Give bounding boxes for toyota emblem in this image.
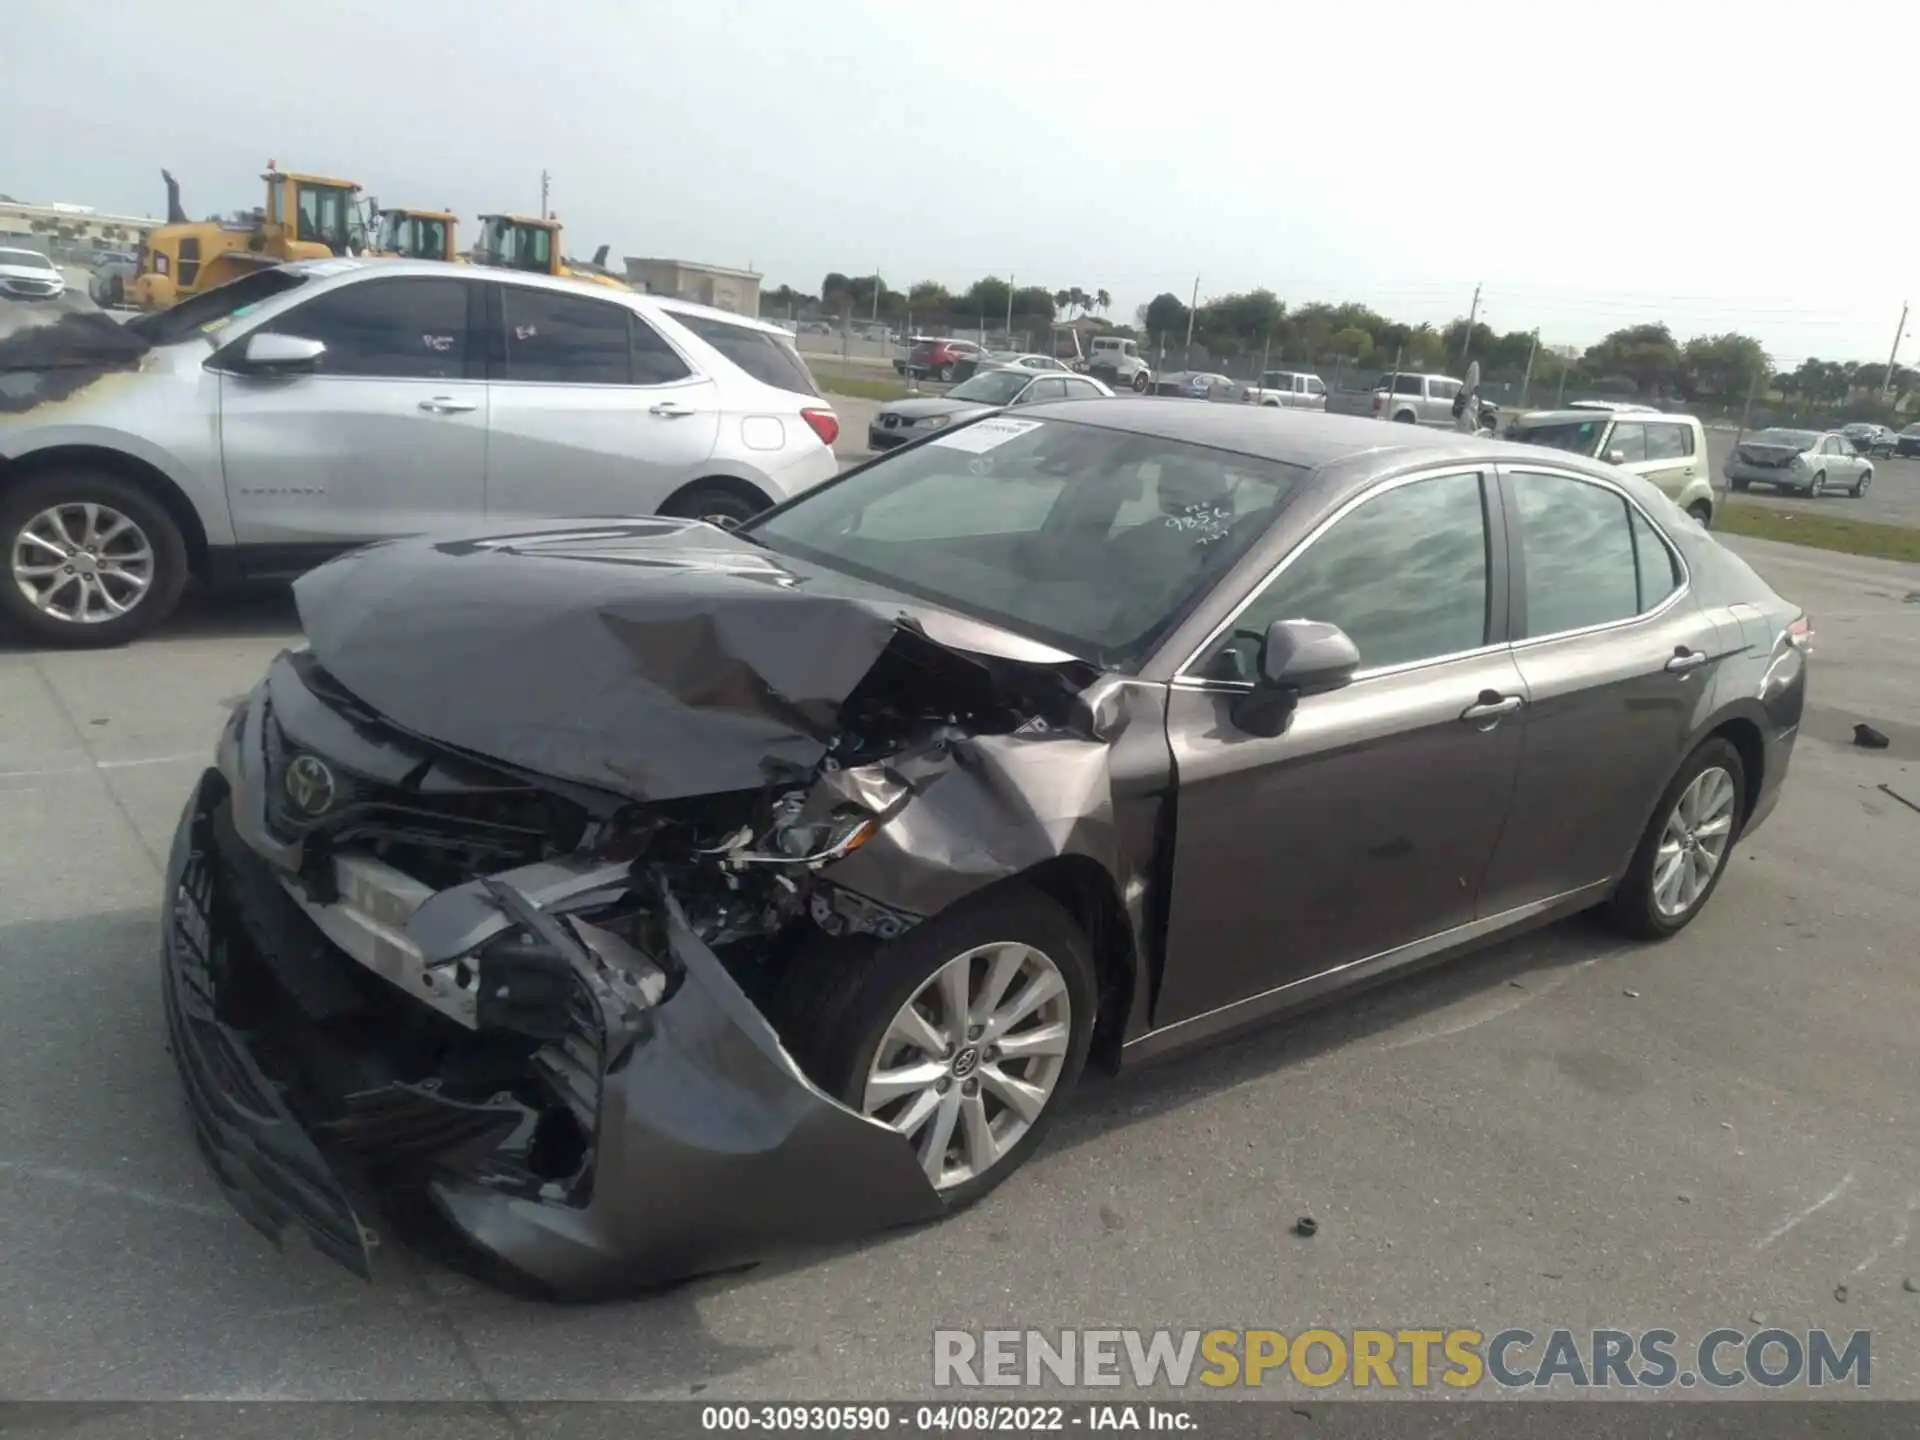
[284,754,337,816]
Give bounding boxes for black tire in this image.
[658,479,771,530]
[1853,470,1871,497]
[1730,477,1750,492]
[1393,410,1417,423]
[1807,470,1825,497]
[0,470,189,647]
[782,884,1097,1213]
[1131,371,1150,393]
[1606,736,1747,941]
[1687,500,1713,527]
[936,364,954,383]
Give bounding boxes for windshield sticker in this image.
[929,416,1044,454]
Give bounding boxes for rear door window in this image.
[672,311,820,397]
[498,286,634,385]
[1511,471,1640,636]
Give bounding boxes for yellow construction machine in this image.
[365,203,461,262]
[470,214,628,289]
[118,162,364,310]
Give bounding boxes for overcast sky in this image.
[4,0,1908,368]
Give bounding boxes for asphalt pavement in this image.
[1,535,1916,1404]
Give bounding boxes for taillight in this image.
[1786,615,1814,653]
[1371,394,1383,414]
[801,408,839,446]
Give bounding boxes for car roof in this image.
[1516,408,1697,426]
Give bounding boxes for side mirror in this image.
[1606,448,1627,465]
[238,332,326,373]
[1231,619,1361,738]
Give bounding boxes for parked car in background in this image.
[902,337,986,382]
[1839,422,1896,457]
[0,247,66,301]
[868,366,1113,449]
[1086,335,1154,392]
[796,319,836,336]
[1154,371,1239,401]
[1568,399,1659,414]
[1897,423,1920,458]
[1324,371,1463,426]
[163,399,1808,1294]
[1243,370,1329,409]
[951,351,1072,383]
[0,258,841,645]
[1724,429,1873,498]
[1505,409,1717,524]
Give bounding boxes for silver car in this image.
[868,367,1113,449]
[0,259,841,645]
[1725,428,1874,498]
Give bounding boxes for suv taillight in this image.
[801,408,839,446]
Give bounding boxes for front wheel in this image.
[1808,470,1826,497]
[0,471,189,647]
[1131,371,1151,393]
[786,886,1096,1209]
[1687,500,1713,527]
[658,479,771,530]
[936,364,955,383]
[1606,737,1747,940]
[1853,470,1872,497]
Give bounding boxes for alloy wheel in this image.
[861,941,1072,1191]
[10,502,155,624]
[1651,765,1736,919]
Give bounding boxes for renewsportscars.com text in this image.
[932,1327,1871,1391]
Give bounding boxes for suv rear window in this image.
[670,311,820,397]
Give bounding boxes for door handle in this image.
[1460,692,1524,723]
[649,401,698,418]
[1665,648,1711,675]
[418,396,478,414]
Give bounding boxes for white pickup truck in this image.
[1241,370,1328,409]
[1325,370,1464,425]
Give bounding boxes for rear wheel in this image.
[936,364,955,383]
[1687,500,1713,526]
[1394,411,1417,423]
[1606,738,1746,940]
[658,479,771,530]
[785,886,1096,1210]
[1131,371,1150,393]
[1853,470,1872,497]
[0,470,189,647]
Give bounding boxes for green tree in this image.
[1094,288,1112,314]
[1011,286,1057,323]
[1329,326,1373,361]
[1679,332,1769,403]
[1142,291,1190,340]
[1403,325,1446,370]
[907,279,951,312]
[1583,324,1681,397]
[960,276,1014,322]
[1442,318,1496,363]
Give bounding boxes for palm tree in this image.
[1053,289,1071,317]
[1095,288,1111,315]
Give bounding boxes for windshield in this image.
[948,370,1032,405]
[125,267,309,345]
[295,185,355,253]
[0,248,57,271]
[746,417,1306,670]
[1508,417,1608,456]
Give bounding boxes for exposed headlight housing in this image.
[918,415,950,429]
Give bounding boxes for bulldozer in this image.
[117,162,365,310]
[364,202,460,262]
[470,213,628,290]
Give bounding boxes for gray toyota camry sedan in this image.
[161,401,1808,1296]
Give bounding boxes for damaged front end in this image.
[161,523,1143,1295]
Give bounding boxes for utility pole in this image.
[1005,274,1014,344]
[1460,281,1482,361]
[1184,275,1199,365]
[540,170,551,220]
[1518,328,1539,409]
[1883,301,1908,398]
[871,264,880,323]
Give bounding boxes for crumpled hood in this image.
[0,296,152,415]
[293,518,1085,803]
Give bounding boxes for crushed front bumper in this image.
[160,768,944,1297]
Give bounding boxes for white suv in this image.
[0,259,840,645]
[1506,409,1717,525]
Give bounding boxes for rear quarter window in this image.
[671,312,820,397]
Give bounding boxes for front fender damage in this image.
[430,888,944,1296]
